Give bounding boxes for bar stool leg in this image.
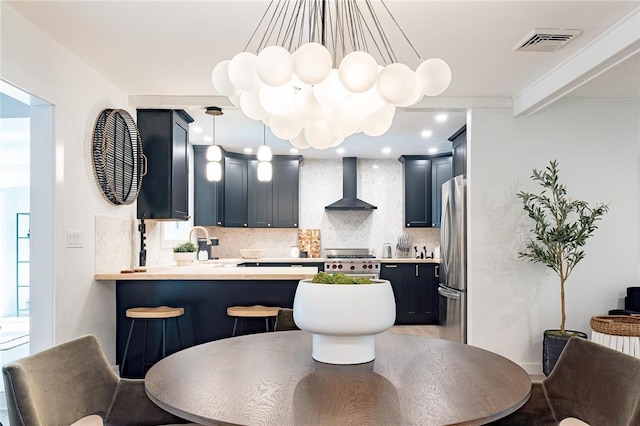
[141,320,149,377]
[232,318,238,337]
[175,317,183,350]
[265,317,269,332]
[161,319,167,358]
[120,319,136,376]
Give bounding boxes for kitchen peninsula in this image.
[95,262,318,378]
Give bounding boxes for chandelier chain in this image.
[379,0,421,61]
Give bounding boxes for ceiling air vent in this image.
[512,28,582,52]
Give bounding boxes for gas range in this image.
[324,248,380,278]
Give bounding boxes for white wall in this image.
[467,100,640,373]
[1,3,135,360]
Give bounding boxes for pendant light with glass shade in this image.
[257,124,272,182]
[205,106,223,182]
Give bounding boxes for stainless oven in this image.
[324,248,380,279]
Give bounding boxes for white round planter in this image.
[293,279,396,364]
[173,252,195,266]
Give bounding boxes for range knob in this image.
[332,264,337,269]
[338,264,343,269]
[350,265,355,270]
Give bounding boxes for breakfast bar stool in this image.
[227,305,280,336]
[120,306,184,377]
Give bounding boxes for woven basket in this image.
[590,315,640,337]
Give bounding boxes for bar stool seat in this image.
[227,305,280,336]
[120,306,184,377]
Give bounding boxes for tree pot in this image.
[542,329,588,376]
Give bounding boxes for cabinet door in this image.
[223,156,248,227]
[193,146,221,226]
[248,160,273,228]
[450,126,467,177]
[381,263,438,324]
[431,156,452,228]
[272,159,299,228]
[136,109,192,220]
[404,264,438,324]
[404,160,431,227]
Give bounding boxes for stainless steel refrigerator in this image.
[438,175,467,343]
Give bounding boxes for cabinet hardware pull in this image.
[268,224,271,227]
[415,265,418,276]
[217,221,222,225]
[385,265,397,268]
[291,265,303,267]
[243,224,247,227]
[435,265,439,278]
[406,223,410,227]
[141,153,148,177]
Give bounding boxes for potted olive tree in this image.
[517,160,609,375]
[173,241,197,266]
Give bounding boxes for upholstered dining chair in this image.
[491,336,640,426]
[273,308,300,331]
[2,334,189,426]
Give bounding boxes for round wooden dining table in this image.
[145,331,531,426]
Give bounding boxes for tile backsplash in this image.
[95,158,441,271]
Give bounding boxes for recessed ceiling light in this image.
[203,136,213,143]
[290,148,299,153]
[428,147,438,154]
[421,129,433,138]
[372,164,379,169]
[436,113,448,122]
[243,148,253,154]
[192,125,203,133]
[382,147,391,154]
[336,148,345,154]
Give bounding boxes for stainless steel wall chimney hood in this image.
[325,157,377,211]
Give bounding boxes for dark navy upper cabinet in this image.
[136,109,193,221]
[193,146,223,226]
[399,154,452,228]
[224,155,249,228]
[448,125,467,178]
[248,158,300,228]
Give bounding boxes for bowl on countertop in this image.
[240,248,264,259]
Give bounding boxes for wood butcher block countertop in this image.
[95,263,318,281]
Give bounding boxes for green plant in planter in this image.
[311,272,373,285]
[517,160,609,335]
[173,241,197,253]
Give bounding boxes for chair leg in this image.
[120,319,136,376]
[265,317,269,332]
[232,318,238,337]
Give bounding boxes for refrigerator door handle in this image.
[441,193,452,280]
[438,286,460,300]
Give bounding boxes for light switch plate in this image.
[66,230,83,248]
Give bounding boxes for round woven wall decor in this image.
[92,109,146,205]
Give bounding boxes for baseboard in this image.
[519,362,543,376]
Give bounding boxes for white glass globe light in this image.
[206,145,222,162]
[206,161,222,182]
[338,51,378,93]
[314,69,349,107]
[294,86,326,122]
[257,145,272,161]
[290,131,311,149]
[361,104,395,137]
[259,84,295,115]
[416,58,452,96]
[229,94,242,108]
[326,102,359,137]
[256,45,294,87]
[305,120,336,149]
[377,63,419,106]
[228,52,260,91]
[240,90,268,121]
[293,42,332,85]
[211,60,238,97]
[351,83,385,115]
[397,73,423,107]
[270,113,303,140]
[257,161,273,182]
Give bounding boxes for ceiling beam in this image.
[512,7,640,117]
